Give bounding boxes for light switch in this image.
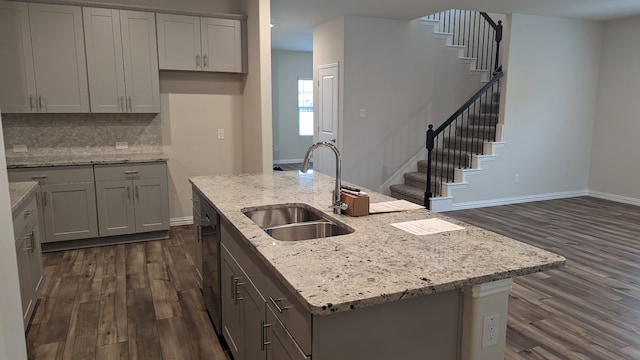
[359,108,366,118]
[217,128,225,140]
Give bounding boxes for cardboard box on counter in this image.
[341,191,369,217]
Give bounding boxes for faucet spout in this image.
[301,141,347,214]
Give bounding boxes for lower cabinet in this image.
[94,163,169,236]
[220,218,311,360]
[8,161,169,245]
[8,165,99,243]
[13,191,43,329]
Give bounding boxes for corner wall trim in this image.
[170,216,193,226]
[588,191,640,207]
[442,190,588,212]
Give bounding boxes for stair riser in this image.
[456,126,496,139]
[467,114,499,126]
[432,151,471,168]
[443,139,484,154]
[416,164,456,178]
[480,102,499,112]
[405,178,444,193]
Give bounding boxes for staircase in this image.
[389,9,504,208]
[390,91,501,205]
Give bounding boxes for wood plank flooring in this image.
[26,226,231,360]
[447,196,640,360]
[26,196,640,359]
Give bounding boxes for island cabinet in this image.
[156,13,243,73]
[8,166,99,243]
[13,190,43,329]
[94,163,169,237]
[219,218,312,360]
[0,1,90,113]
[83,7,160,113]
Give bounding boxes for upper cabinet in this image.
[83,8,160,113]
[157,13,243,73]
[0,1,89,113]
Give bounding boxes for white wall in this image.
[0,111,28,360]
[450,14,603,205]
[589,15,640,202]
[325,16,483,190]
[160,72,244,221]
[271,50,313,163]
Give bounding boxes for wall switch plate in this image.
[274,145,279,152]
[514,174,520,184]
[359,108,366,118]
[13,144,27,153]
[116,142,128,150]
[482,314,500,348]
[217,128,225,140]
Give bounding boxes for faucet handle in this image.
[336,202,348,211]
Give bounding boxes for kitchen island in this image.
[190,171,565,360]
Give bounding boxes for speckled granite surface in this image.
[9,181,38,212]
[6,152,168,168]
[190,171,566,316]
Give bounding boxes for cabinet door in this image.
[15,236,32,327]
[120,10,160,113]
[266,306,311,360]
[28,3,89,113]
[201,18,242,73]
[42,183,99,242]
[133,178,169,233]
[0,1,37,113]
[95,180,136,236]
[221,247,244,359]
[156,13,201,71]
[83,7,126,113]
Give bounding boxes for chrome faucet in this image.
[301,141,348,214]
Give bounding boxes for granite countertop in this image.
[190,171,566,316]
[6,152,168,168]
[9,181,38,212]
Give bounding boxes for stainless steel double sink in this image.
[242,203,354,241]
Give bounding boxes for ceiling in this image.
[270,0,640,51]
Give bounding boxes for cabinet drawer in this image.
[9,165,94,184]
[94,162,166,181]
[265,272,312,355]
[13,195,37,247]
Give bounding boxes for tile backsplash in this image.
[2,113,162,157]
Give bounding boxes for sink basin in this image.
[242,203,354,241]
[265,221,352,241]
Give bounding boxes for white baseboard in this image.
[273,159,305,165]
[170,216,193,226]
[588,190,640,207]
[440,190,588,212]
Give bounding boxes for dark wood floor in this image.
[26,226,230,360]
[448,196,640,360]
[26,196,640,359]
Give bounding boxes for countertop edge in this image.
[10,181,39,213]
[6,154,168,168]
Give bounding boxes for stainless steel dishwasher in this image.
[200,197,222,335]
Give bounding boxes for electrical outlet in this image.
[116,142,128,150]
[514,174,520,184]
[13,144,28,153]
[482,314,500,348]
[217,128,225,140]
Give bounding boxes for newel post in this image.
[425,125,434,209]
[494,20,503,71]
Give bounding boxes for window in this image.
[298,79,314,136]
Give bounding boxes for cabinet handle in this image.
[43,191,48,207]
[38,96,43,112]
[23,209,33,218]
[127,96,132,112]
[196,54,201,69]
[127,186,131,200]
[29,95,35,111]
[24,231,34,252]
[30,175,47,183]
[203,54,208,69]
[261,321,272,351]
[124,170,139,175]
[135,185,139,200]
[269,296,289,313]
[232,277,245,305]
[119,96,124,112]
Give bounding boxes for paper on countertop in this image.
[369,200,425,214]
[391,218,464,236]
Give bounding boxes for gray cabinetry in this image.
[83,7,160,113]
[266,306,310,360]
[94,162,169,237]
[156,13,243,73]
[13,191,43,328]
[8,166,99,243]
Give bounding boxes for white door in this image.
[316,64,339,176]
